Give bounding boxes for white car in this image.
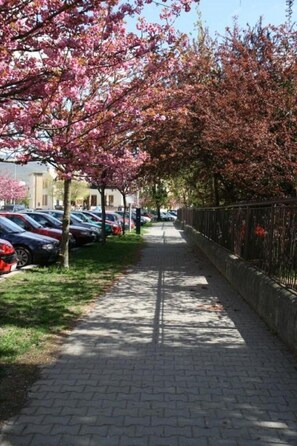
[141,214,151,223]
[160,212,176,221]
[90,205,102,212]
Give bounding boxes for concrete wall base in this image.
[180,222,297,355]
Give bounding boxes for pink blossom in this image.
[0,172,27,201]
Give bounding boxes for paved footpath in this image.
[1,223,297,446]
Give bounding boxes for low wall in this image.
[181,223,297,355]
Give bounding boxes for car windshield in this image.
[49,211,62,221]
[22,214,43,229]
[104,213,115,221]
[29,213,62,227]
[72,212,90,222]
[85,212,101,220]
[49,216,63,225]
[0,216,25,233]
[71,214,84,224]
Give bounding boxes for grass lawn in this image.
[0,232,144,423]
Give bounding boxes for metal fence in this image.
[178,200,297,292]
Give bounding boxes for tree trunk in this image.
[157,204,161,221]
[213,174,220,207]
[152,184,161,220]
[122,192,126,235]
[99,186,106,243]
[59,178,71,268]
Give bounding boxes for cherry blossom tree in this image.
[0,172,27,202]
[286,0,295,22]
[85,151,123,242]
[0,0,198,267]
[84,144,147,240]
[0,0,195,101]
[0,0,197,161]
[112,148,148,234]
[82,34,192,239]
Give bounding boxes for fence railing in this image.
[178,200,297,292]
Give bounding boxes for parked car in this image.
[25,212,97,246]
[92,211,125,233]
[0,238,18,274]
[140,213,151,224]
[0,216,60,268]
[0,212,75,248]
[1,204,26,212]
[131,211,147,226]
[146,211,158,221]
[94,211,120,225]
[90,205,102,212]
[82,211,122,235]
[159,211,176,221]
[71,211,103,231]
[41,210,102,241]
[165,211,177,220]
[116,211,136,230]
[108,211,131,229]
[72,211,120,235]
[142,211,154,220]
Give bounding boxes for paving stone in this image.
[148,435,179,446]
[107,426,136,437]
[50,424,81,435]
[163,426,192,437]
[178,437,208,446]
[21,424,53,435]
[0,434,34,446]
[124,416,150,426]
[120,435,149,446]
[79,425,108,436]
[207,440,237,446]
[30,434,63,446]
[151,416,177,426]
[60,434,91,446]
[61,407,88,416]
[135,426,164,436]
[89,436,121,446]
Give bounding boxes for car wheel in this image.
[15,246,32,268]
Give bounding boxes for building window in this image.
[108,195,114,206]
[90,195,97,206]
[43,178,49,189]
[42,194,48,206]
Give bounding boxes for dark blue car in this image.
[0,216,60,268]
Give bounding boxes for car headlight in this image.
[41,244,54,251]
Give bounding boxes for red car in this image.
[0,212,70,245]
[0,238,18,274]
[25,212,97,246]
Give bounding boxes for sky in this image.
[137,0,297,38]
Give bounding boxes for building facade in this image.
[0,162,56,209]
[0,162,136,210]
[88,188,135,210]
